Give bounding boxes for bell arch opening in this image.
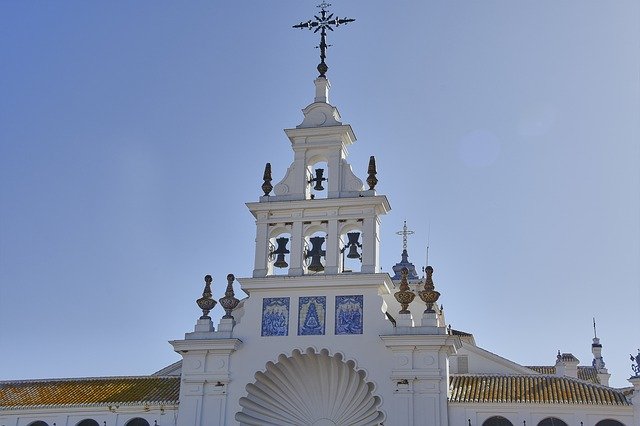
[236,347,385,425]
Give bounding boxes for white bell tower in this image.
[247,76,390,277]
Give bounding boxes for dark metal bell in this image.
[347,244,360,259]
[345,232,362,259]
[309,168,326,191]
[274,253,288,269]
[306,236,326,272]
[272,237,290,269]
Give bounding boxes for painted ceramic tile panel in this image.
[298,296,326,335]
[261,297,290,336]
[335,295,363,335]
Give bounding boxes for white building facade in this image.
[1,10,638,426]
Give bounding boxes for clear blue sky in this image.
[1,1,638,388]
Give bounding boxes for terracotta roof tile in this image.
[0,376,180,408]
[449,375,628,405]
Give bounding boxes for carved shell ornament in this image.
[236,347,385,425]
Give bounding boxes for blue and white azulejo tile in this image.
[335,295,363,335]
[298,296,326,336]
[261,297,290,336]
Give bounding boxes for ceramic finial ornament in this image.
[196,275,217,319]
[219,273,240,320]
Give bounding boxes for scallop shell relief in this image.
[235,348,385,425]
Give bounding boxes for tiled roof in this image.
[525,366,600,384]
[559,353,579,362]
[0,376,180,409]
[449,375,629,405]
[450,329,473,337]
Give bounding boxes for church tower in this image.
[170,5,460,425]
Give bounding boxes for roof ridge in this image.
[0,375,178,385]
[451,373,616,390]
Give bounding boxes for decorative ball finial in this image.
[394,267,415,314]
[219,273,240,320]
[262,163,273,196]
[196,274,217,319]
[418,265,440,313]
[366,156,378,190]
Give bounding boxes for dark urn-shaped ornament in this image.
[366,156,378,190]
[418,266,441,313]
[262,163,273,196]
[219,273,240,320]
[196,275,217,319]
[394,267,415,314]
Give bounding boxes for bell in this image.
[272,237,290,269]
[345,232,362,259]
[309,168,326,191]
[347,245,360,259]
[306,236,326,272]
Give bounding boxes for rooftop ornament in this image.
[293,2,355,78]
[631,349,640,377]
[396,220,415,257]
[262,163,273,196]
[219,273,240,320]
[394,267,415,314]
[196,275,217,319]
[418,266,441,313]
[366,156,378,190]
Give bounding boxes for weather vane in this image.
[293,2,355,78]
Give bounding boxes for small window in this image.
[595,420,625,426]
[125,419,150,426]
[77,420,100,426]
[483,416,514,426]
[457,355,469,373]
[538,418,568,426]
[28,422,49,426]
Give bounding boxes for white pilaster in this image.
[288,219,304,276]
[325,218,340,274]
[381,334,460,426]
[170,338,242,426]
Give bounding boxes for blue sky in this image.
[1,1,638,388]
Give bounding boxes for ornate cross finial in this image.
[396,220,415,252]
[293,3,355,78]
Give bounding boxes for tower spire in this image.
[293,2,355,78]
[591,318,611,386]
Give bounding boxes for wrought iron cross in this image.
[396,220,415,252]
[293,2,355,78]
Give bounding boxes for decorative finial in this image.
[262,163,273,196]
[396,220,415,254]
[219,273,240,320]
[293,3,355,78]
[631,349,640,377]
[394,267,415,314]
[196,275,217,319]
[593,317,598,338]
[366,156,378,190]
[418,265,440,313]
